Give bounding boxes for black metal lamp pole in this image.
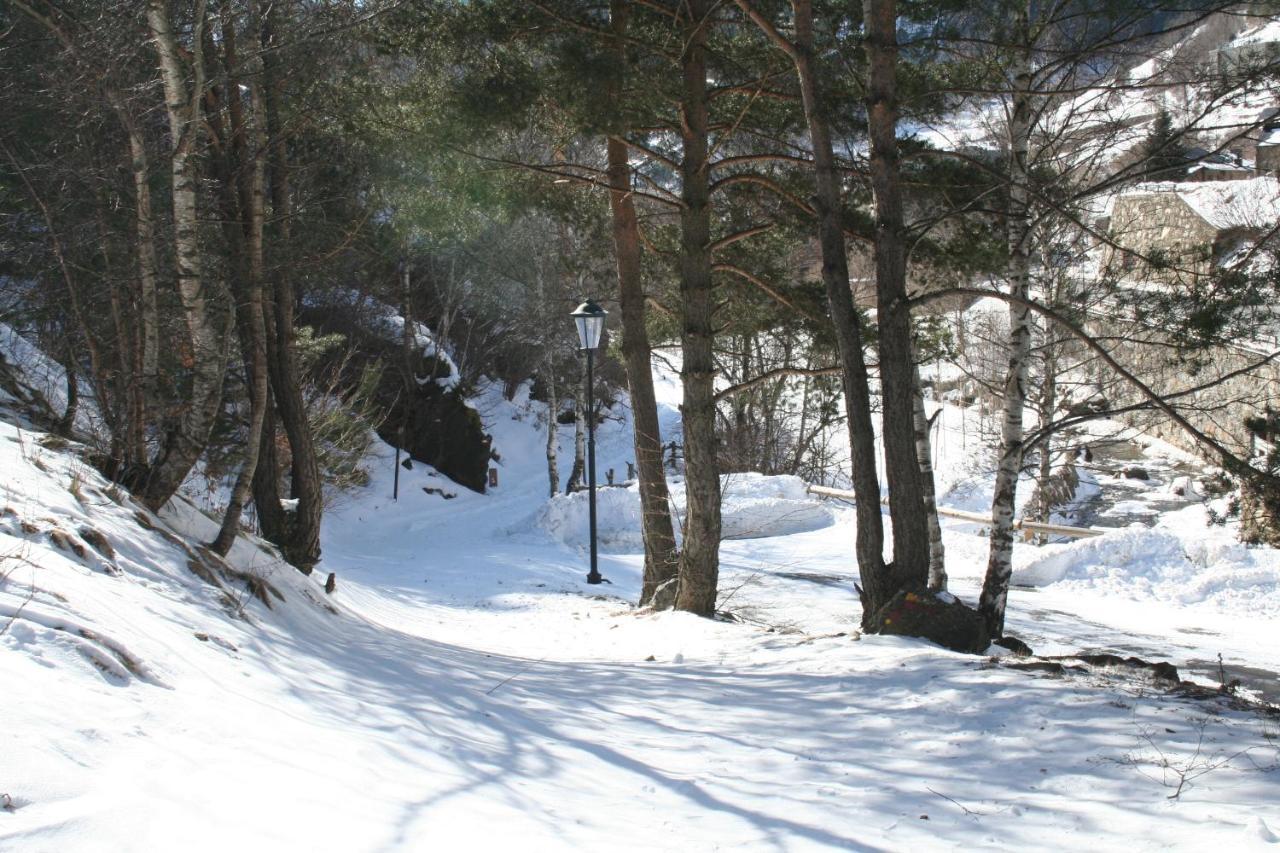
[585,345,602,584]
[571,300,607,585]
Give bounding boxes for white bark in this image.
[545,357,560,498]
[979,24,1034,637]
[913,374,946,591]
[143,0,230,510]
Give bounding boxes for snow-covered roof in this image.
[1179,177,1280,230]
[1186,160,1251,175]
[1226,19,1280,50]
[1119,177,1280,231]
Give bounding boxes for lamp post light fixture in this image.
[571,300,607,585]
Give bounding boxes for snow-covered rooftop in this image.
[1226,19,1280,50]
[1120,176,1280,231]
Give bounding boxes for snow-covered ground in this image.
[3,346,1280,850]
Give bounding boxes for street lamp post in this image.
[571,300,607,585]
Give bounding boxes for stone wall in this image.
[1259,143,1280,175]
[1104,193,1217,282]
[1088,313,1279,462]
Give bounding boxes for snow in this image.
[1227,20,1280,50]
[0,322,100,436]
[312,289,462,391]
[1175,177,1280,231]
[1014,504,1280,618]
[3,340,1280,851]
[523,472,835,553]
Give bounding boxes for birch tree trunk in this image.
[110,109,160,467]
[544,352,560,498]
[979,30,1034,639]
[116,107,161,444]
[913,375,946,590]
[672,0,722,617]
[567,380,586,493]
[143,0,231,512]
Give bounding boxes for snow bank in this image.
[525,485,649,552]
[1013,505,1280,617]
[521,472,835,552]
[717,472,836,540]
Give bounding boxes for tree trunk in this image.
[545,353,560,498]
[864,0,932,607]
[979,35,1034,639]
[259,4,322,572]
[252,397,287,544]
[58,344,79,438]
[115,105,161,443]
[796,0,886,593]
[143,0,230,512]
[734,0,888,603]
[567,378,586,493]
[94,201,139,468]
[673,0,721,617]
[914,374,946,590]
[1036,337,1059,523]
[608,0,679,609]
[213,14,269,557]
[8,1,158,465]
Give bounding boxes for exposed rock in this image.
[1123,466,1150,480]
[1073,652,1180,685]
[422,486,456,500]
[993,635,1034,657]
[302,304,491,493]
[867,588,988,654]
[1027,462,1080,515]
[380,375,490,493]
[1004,660,1072,676]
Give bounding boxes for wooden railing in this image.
[805,484,1105,540]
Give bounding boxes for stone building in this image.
[1216,19,1280,75]
[1099,176,1280,460]
[1258,127,1280,175]
[1104,176,1280,284]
